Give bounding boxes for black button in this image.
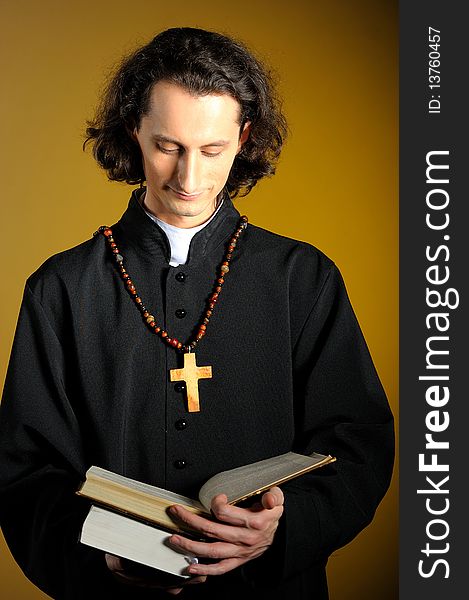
[175,308,186,319]
[175,272,186,282]
[174,459,186,469]
[174,382,186,393]
[175,419,188,431]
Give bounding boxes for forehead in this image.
[141,81,241,142]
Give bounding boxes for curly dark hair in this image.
[84,27,288,198]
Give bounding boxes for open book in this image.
[78,451,335,577]
[77,451,336,536]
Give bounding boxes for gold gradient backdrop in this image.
[0,1,398,598]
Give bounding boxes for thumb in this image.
[261,486,284,509]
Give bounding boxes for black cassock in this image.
[0,188,394,599]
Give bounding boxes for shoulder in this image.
[26,234,105,303]
[245,222,337,286]
[244,223,350,341]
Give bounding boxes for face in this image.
[134,80,250,228]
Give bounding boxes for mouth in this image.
[168,187,203,200]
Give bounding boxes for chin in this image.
[172,197,215,215]
[171,203,204,217]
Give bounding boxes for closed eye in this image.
[157,144,221,158]
[157,144,180,154]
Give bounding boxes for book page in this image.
[77,466,209,533]
[80,506,197,577]
[198,452,335,509]
[82,466,205,510]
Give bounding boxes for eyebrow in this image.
[151,134,230,148]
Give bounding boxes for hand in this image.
[168,486,284,576]
[105,553,207,595]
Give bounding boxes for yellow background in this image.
[0,0,398,598]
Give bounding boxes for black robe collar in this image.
[115,187,242,265]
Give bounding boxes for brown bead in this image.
[101,214,249,352]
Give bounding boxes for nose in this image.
[176,151,202,195]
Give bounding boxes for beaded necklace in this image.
[95,214,248,412]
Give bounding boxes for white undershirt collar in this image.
[143,198,224,266]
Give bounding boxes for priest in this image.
[0,27,394,599]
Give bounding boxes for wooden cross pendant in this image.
[169,353,212,412]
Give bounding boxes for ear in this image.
[237,121,251,154]
[126,121,140,143]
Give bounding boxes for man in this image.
[0,27,394,599]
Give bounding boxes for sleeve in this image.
[0,284,120,599]
[243,262,395,586]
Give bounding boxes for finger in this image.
[105,553,124,572]
[211,494,255,525]
[187,556,246,576]
[185,575,208,585]
[170,535,248,560]
[261,486,284,510]
[209,494,282,527]
[170,505,266,544]
[104,553,204,590]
